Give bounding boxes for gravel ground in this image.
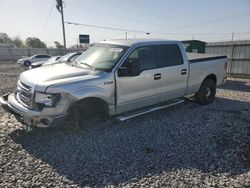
[0,62,249,187]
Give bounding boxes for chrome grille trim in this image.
[18,81,31,91]
[19,93,31,102]
[17,84,30,93]
[16,81,33,108]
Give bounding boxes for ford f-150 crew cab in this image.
[0,39,227,128]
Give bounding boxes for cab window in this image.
[126,46,157,72]
[155,44,183,67]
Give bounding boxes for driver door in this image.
[116,46,161,114]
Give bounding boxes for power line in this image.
[195,19,250,31]
[66,21,151,34]
[65,0,250,34]
[46,22,61,41]
[94,0,175,21]
[41,0,56,37]
[66,2,170,28]
[66,21,250,37]
[170,12,250,31]
[90,0,250,31]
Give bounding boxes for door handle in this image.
[154,73,161,80]
[181,69,187,75]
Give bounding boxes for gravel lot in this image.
[0,62,249,187]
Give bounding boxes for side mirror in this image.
[118,67,130,77]
[118,59,140,77]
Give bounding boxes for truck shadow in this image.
[218,79,250,92]
[8,97,250,187]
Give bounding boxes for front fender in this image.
[70,86,115,106]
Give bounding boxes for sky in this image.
[0,0,250,47]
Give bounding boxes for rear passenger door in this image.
[154,44,188,102]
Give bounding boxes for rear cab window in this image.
[154,44,183,67]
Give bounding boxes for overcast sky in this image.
[0,0,250,47]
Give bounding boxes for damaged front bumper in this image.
[0,93,67,127]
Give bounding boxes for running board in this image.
[117,99,185,121]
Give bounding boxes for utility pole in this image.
[56,0,66,50]
[229,32,234,77]
[125,32,128,40]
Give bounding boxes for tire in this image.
[70,99,108,129]
[24,61,31,67]
[195,79,216,105]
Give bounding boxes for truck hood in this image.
[20,63,101,92]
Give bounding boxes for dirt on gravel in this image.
[0,62,249,187]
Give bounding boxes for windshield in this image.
[59,53,74,62]
[75,43,128,71]
[47,56,59,62]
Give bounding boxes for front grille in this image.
[16,81,33,108]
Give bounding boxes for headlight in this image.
[35,92,60,107]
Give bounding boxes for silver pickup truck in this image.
[0,39,227,128]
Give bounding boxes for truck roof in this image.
[100,39,180,47]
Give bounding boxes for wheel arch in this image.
[68,96,110,117]
[196,73,217,95]
[204,74,217,84]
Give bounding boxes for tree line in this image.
[0,32,90,49]
[0,32,47,48]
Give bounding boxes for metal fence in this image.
[0,47,87,62]
[205,40,250,77]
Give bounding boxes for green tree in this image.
[54,41,63,48]
[0,32,12,43]
[12,36,24,48]
[25,37,47,48]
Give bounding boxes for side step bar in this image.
[117,99,185,121]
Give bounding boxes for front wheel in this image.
[24,61,31,67]
[195,79,216,105]
[69,99,109,129]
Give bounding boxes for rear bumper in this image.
[0,93,67,127]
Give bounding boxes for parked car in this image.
[42,52,83,66]
[0,39,227,128]
[17,54,51,67]
[29,56,61,69]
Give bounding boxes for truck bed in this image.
[187,52,227,63]
[186,52,227,96]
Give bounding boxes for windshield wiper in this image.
[79,62,96,71]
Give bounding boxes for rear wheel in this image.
[24,61,31,67]
[195,79,216,105]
